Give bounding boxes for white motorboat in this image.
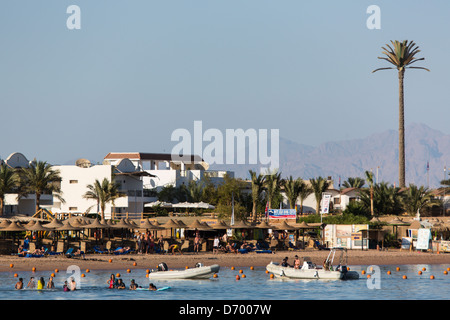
[266,247,359,280]
[147,263,220,280]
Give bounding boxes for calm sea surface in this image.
[0,264,448,300]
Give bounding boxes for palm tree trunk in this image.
[398,68,406,188]
[0,198,3,217]
[252,199,257,222]
[35,193,41,215]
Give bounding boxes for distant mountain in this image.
[210,123,450,188]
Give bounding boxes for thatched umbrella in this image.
[275,221,298,231]
[162,219,180,229]
[44,218,64,229]
[2,221,26,232]
[256,221,274,229]
[187,219,212,231]
[229,220,254,229]
[56,221,81,231]
[0,220,12,229]
[84,218,107,229]
[25,220,50,232]
[211,220,231,230]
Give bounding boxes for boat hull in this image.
[148,264,220,280]
[266,262,358,280]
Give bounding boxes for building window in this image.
[69,207,78,211]
[69,180,78,184]
[334,197,341,205]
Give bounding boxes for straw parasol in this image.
[175,220,188,228]
[162,219,181,229]
[211,220,231,230]
[44,218,64,229]
[112,218,134,229]
[56,220,81,231]
[138,219,160,230]
[84,218,108,229]
[0,220,11,229]
[275,221,298,231]
[2,221,26,231]
[187,219,213,231]
[255,221,274,229]
[229,220,254,229]
[25,220,50,231]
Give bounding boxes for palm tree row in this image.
[0,161,65,216]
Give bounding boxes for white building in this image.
[52,158,152,217]
[103,152,233,190]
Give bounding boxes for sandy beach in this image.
[1,250,449,273]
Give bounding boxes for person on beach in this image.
[47,276,55,289]
[69,277,77,291]
[213,236,220,254]
[148,283,157,291]
[107,274,117,289]
[116,279,126,289]
[63,281,70,292]
[37,277,45,290]
[27,277,36,289]
[168,243,182,255]
[129,279,138,290]
[15,278,23,290]
[294,255,301,269]
[194,234,201,254]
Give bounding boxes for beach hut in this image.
[388,217,410,240]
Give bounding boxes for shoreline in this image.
[1,250,449,273]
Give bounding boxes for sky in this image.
[1,0,449,165]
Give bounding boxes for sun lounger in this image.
[113,247,134,255]
[93,246,109,254]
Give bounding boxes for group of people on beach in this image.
[107,274,157,291]
[15,276,77,291]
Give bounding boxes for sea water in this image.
[0,264,448,300]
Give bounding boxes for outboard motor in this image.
[195,262,204,268]
[158,262,168,271]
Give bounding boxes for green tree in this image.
[249,170,266,222]
[263,169,281,210]
[298,181,313,215]
[365,170,375,217]
[401,184,436,219]
[0,164,20,216]
[373,40,429,188]
[83,177,124,219]
[309,177,330,214]
[342,177,365,189]
[282,176,303,209]
[359,182,403,216]
[19,160,65,214]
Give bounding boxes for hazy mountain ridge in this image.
[211,123,450,188]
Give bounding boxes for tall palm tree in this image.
[19,160,65,214]
[83,178,124,219]
[309,177,330,214]
[373,40,429,188]
[365,170,375,217]
[263,169,281,211]
[282,176,303,210]
[402,184,435,220]
[249,170,266,222]
[0,164,20,216]
[298,181,313,215]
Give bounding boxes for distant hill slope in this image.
[210,123,450,188]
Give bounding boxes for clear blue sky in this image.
[1,1,449,164]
